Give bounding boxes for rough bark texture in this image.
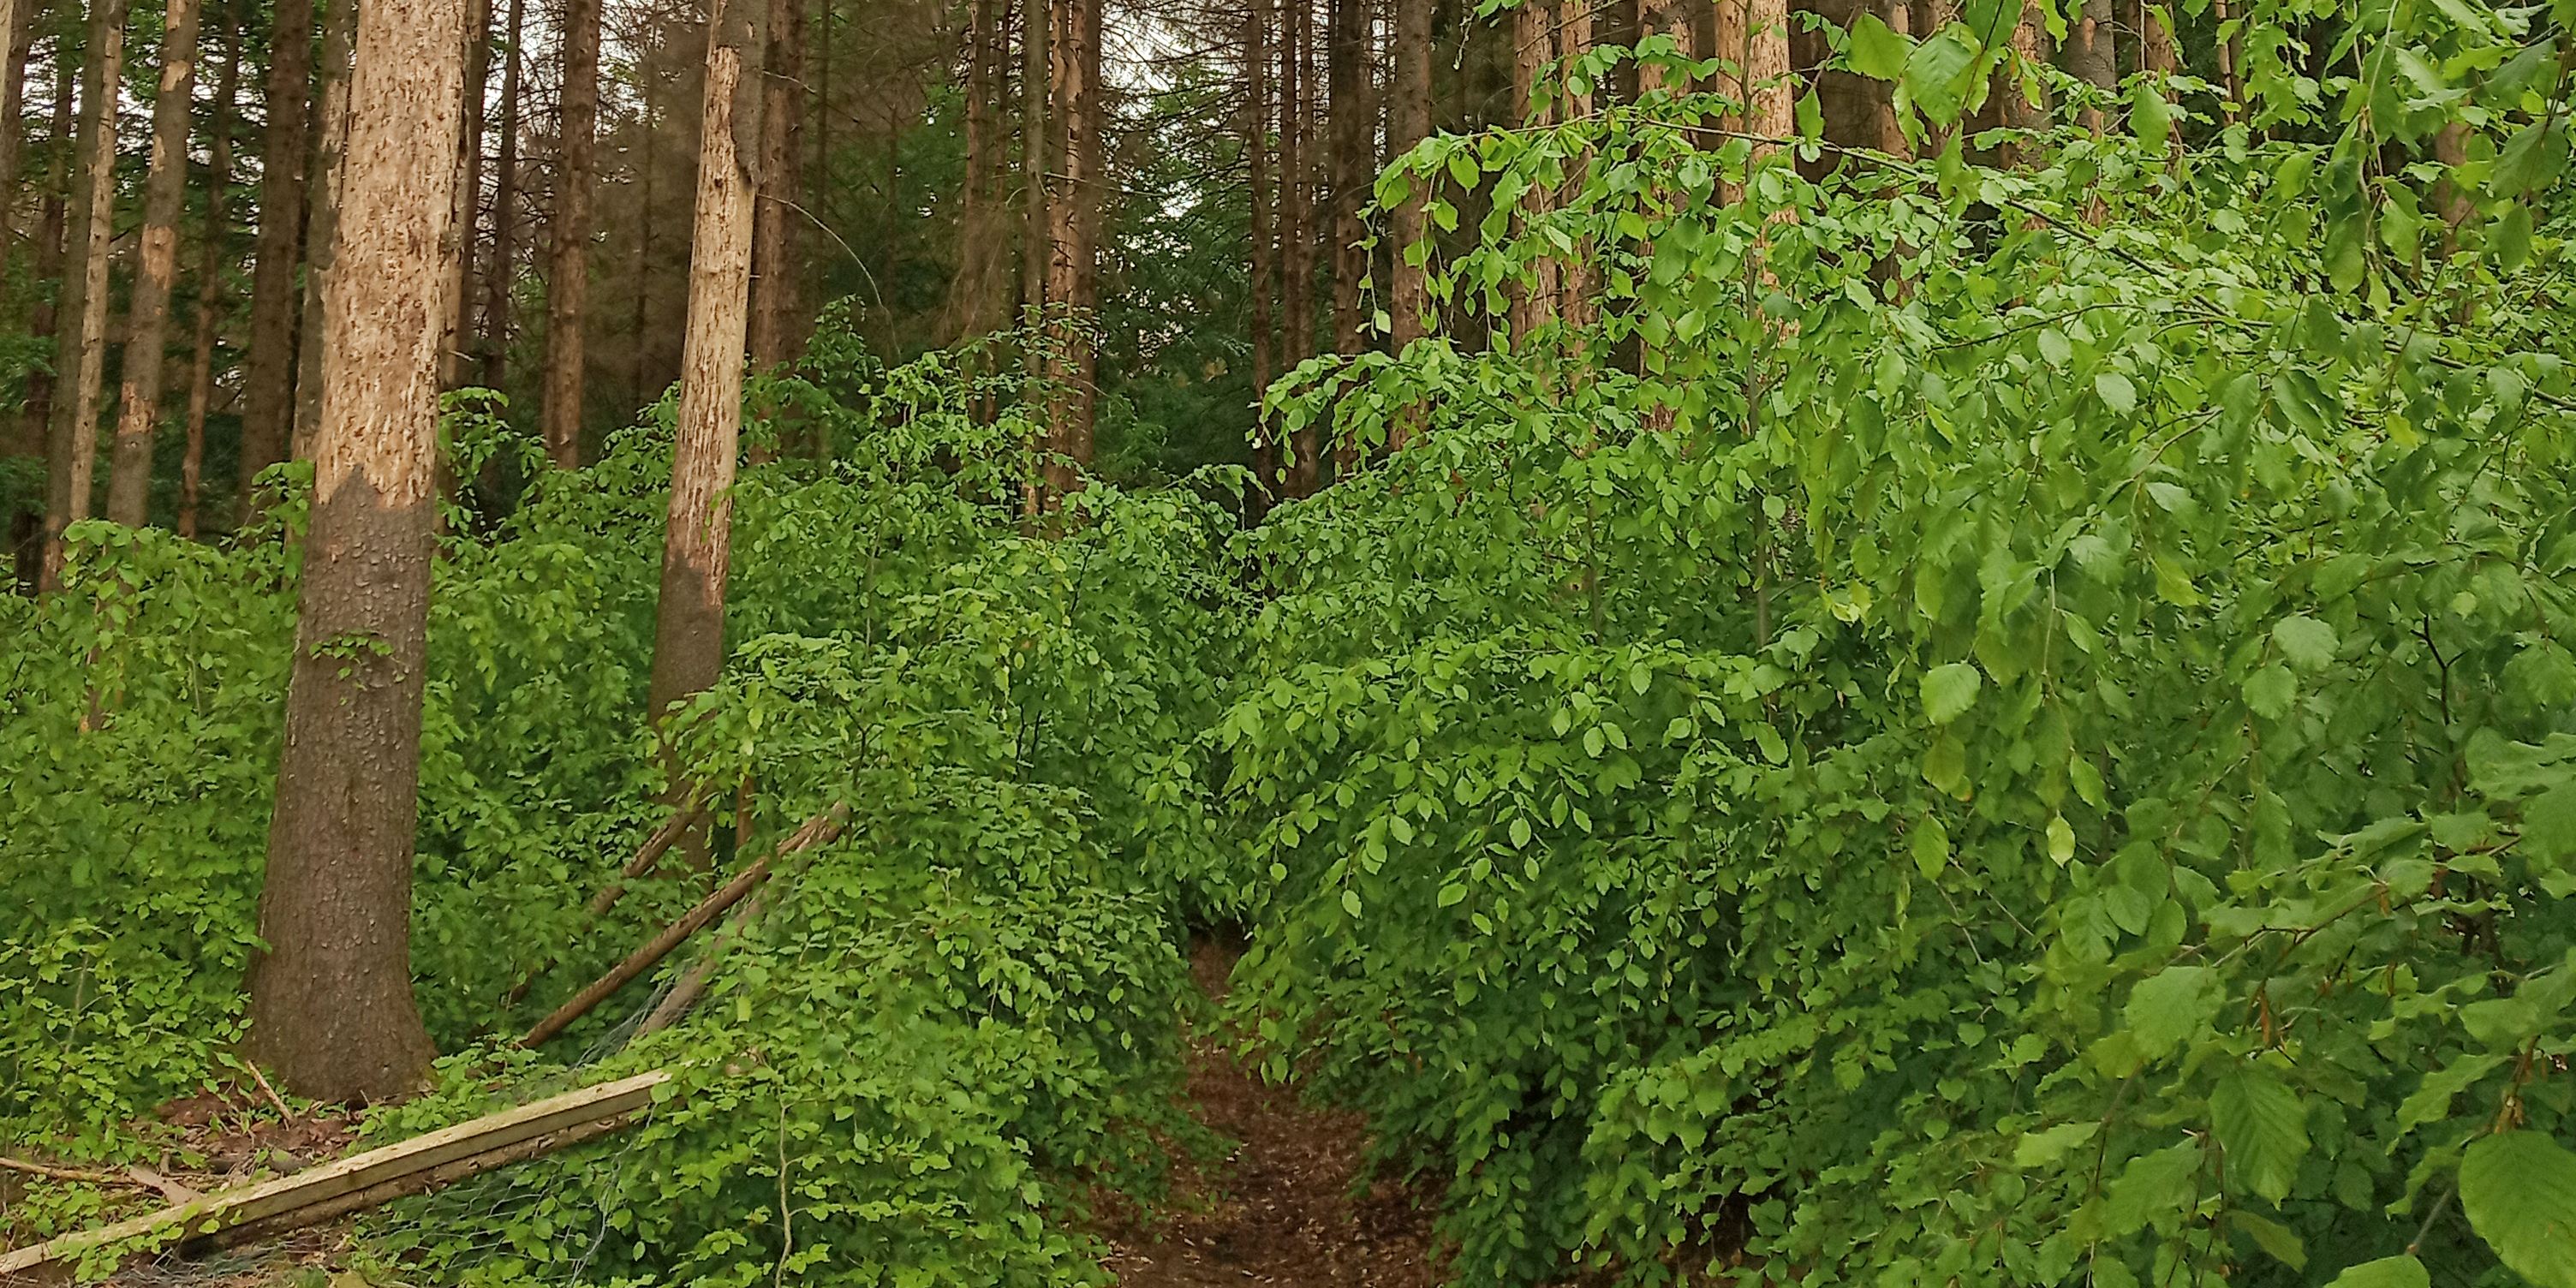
[107,0,207,527]
[480,0,525,391]
[1551,0,1596,331]
[1279,0,1317,496]
[1039,0,1100,498]
[1326,0,1373,363]
[2067,0,2115,134]
[444,0,488,391]
[2137,0,2175,75]
[40,0,131,590]
[0,0,27,243]
[291,0,359,460]
[239,0,318,504]
[940,0,1009,343]
[247,0,468,1106]
[1386,0,1430,358]
[13,54,72,590]
[748,0,808,367]
[644,0,765,729]
[1020,0,1048,329]
[182,8,242,540]
[1246,0,1277,492]
[1506,0,1553,343]
[540,0,600,466]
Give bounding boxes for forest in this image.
[1,0,2573,1279]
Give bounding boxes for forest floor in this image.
[1094,939,1445,1288]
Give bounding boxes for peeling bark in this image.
[249,0,468,1105]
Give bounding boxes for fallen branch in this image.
[519,802,850,1049]
[500,804,711,1010]
[0,1158,150,1189]
[0,1070,670,1280]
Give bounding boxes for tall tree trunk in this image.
[1386,0,1430,357]
[1714,0,1793,182]
[247,0,468,1105]
[1038,0,1099,498]
[445,0,489,390]
[480,0,523,391]
[629,94,658,412]
[1279,0,1317,495]
[107,0,207,527]
[0,0,29,245]
[540,0,600,464]
[238,0,317,506]
[1244,0,1277,492]
[1325,0,1374,474]
[181,4,242,540]
[939,0,1005,343]
[40,0,131,590]
[1019,0,1046,325]
[748,0,807,366]
[644,0,764,730]
[5,21,58,588]
[291,0,358,460]
[1506,0,1553,342]
[2067,0,2114,134]
[17,53,73,491]
[2137,0,2174,75]
[1552,0,1595,329]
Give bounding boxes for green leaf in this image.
[1847,12,1913,80]
[2460,1132,2576,1288]
[2271,615,2338,671]
[2095,371,2139,415]
[2396,1054,2503,1134]
[2105,1141,2202,1236]
[1922,662,1983,724]
[2013,1119,2099,1167]
[2525,780,2576,865]
[1341,889,1363,917]
[2046,814,2075,866]
[2126,965,2221,1060]
[1899,29,1982,126]
[2323,1256,2428,1288]
[2232,1210,2305,1271]
[2211,1070,2309,1205]
[2244,664,2297,720]
[2131,82,2173,150]
[1912,815,1951,879]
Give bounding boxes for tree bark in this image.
[247,0,468,1106]
[1019,0,1047,326]
[939,0,1006,343]
[2136,0,2175,75]
[106,0,208,527]
[2067,0,2114,134]
[40,0,131,590]
[644,0,764,730]
[291,0,359,460]
[1244,0,1277,491]
[748,0,807,367]
[1506,0,1553,341]
[181,7,242,540]
[1279,0,1317,495]
[445,0,489,391]
[479,0,524,391]
[1387,0,1430,356]
[1038,0,1100,498]
[540,0,600,465]
[1326,0,1373,364]
[0,0,29,247]
[238,0,318,506]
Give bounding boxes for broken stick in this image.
[518,802,850,1049]
[0,1070,670,1280]
[500,803,712,1010]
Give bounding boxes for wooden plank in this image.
[0,1069,668,1279]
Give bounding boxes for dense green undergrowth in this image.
[8,2,2576,1285]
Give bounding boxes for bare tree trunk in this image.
[16,54,72,482]
[1018,0,1046,325]
[1506,0,1553,342]
[238,0,317,505]
[1325,0,1374,475]
[107,0,207,527]
[1038,0,1099,498]
[629,94,658,412]
[1244,0,1277,493]
[445,0,489,390]
[2137,0,2174,75]
[939,0,1005,343]
[2067,0,2114,134]
[0,0,28,244]
[4,19,54,587]
[291,0,358,460]
[540,0,600,465]
[247,0,468,1106]
[1279,0,1317,496]
[40,0,130,590]
[1386,0,1430,358]
[644,0,764,730]
[181,7,242,540]
[748,0,807,366]
[479,0,523,391]
[1552,0,1595,330]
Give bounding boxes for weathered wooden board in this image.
[0,1069,669,1280]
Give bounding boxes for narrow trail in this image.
[1098,940,1443,1288]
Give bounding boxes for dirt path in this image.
[1097,940,1443,1288]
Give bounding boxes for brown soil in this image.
[1096,939,1444,1288]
